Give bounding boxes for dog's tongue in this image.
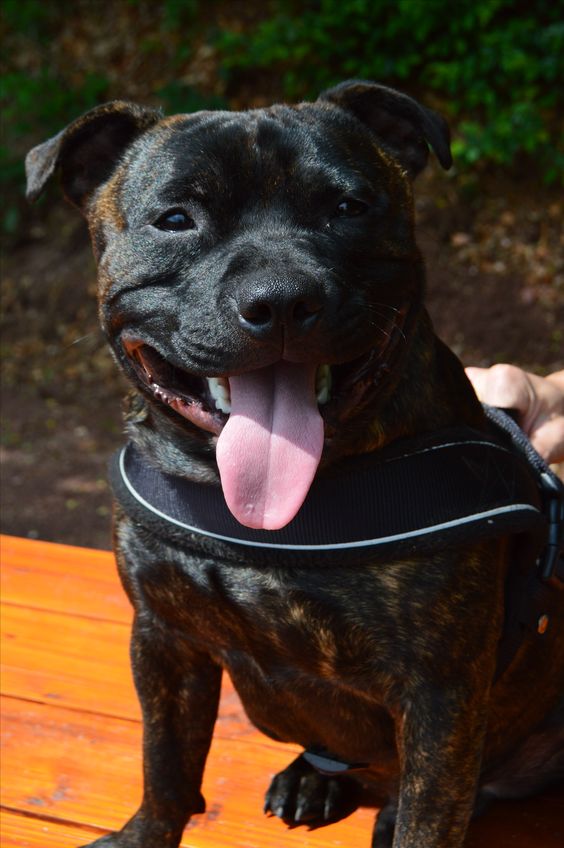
[216,362,324,530]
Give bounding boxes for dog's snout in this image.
[236,279,324,341]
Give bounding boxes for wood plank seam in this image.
[0,693,142,724]
[1,599,131,627]
[0,692,300,754]
[0,805,108,838]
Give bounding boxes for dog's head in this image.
[26,81,451,530]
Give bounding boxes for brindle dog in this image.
[26,82,564,848]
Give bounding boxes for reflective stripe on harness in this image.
[110,412,557,559]
[115,442,542,552]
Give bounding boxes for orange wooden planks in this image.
[1,602,283,739]
[0,810,108,848]
[2,535,564,848]
[1,542,266,738]
[0,696,373,848]
[3,694,563,848]
[1,603,138,719]
[1,535,130,622]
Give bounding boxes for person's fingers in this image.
[529,416,564,465]
[466,365,564,471]
[465,365,534,416]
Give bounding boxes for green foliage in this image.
[215,0,564,182]
[157,82,227,115]
[160,0,199,30]
[0,0,213,236]
[0,68,109,233]
[1,70,109,137]
[2,0,562,239]
[1,0,57,38]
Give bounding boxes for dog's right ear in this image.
[25,101,162,210]
[318,81,452,178]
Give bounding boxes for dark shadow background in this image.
[1,0,563,549]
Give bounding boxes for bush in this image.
[0,0,221,237]
[2,0,562,240]
[215,0,564,182]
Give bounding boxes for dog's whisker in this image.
[365,302,401,315]
[64,332,99,349]
[365,320,393,339]
[363,308,408,346]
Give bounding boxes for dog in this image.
[26,81,564,848]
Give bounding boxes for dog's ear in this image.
[25,101,162,209]
[318,80,452,178]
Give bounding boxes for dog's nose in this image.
[236,280,324,340]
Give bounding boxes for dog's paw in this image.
[264,753,360,827]
[372,803,397,847]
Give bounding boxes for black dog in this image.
[26,81,564,847]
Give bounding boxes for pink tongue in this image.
[216,362,324,530]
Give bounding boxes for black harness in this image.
[110,406,561,566]
[109,405,563,775]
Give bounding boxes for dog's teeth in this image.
[153,385,172,405]
[215,397,231,414]
[208,370,328,412]
[316,364,332,405]
[317,384,330,404]
[207,377,231,414]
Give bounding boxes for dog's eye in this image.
[154,209,195,232]
[334,198,369,218]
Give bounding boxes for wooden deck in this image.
[1,534,563,847]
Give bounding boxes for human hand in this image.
[465,364,564,466]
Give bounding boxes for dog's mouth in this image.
[124,339,334,436]
[123,316,405,531]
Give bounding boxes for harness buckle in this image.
[539,472,564,588]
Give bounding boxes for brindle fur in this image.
[26,81,564,848]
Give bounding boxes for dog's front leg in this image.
[82,615,222,848]
[374,685,489,848]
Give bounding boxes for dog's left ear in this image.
[318,80,452,178]
[25,101,162,209]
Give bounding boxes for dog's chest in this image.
[136,551,406,691]
[139,553,402,757]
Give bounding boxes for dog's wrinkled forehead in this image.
[117,105,401,218]
[26,82,451,219]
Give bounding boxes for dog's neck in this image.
[356,308,486,452]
